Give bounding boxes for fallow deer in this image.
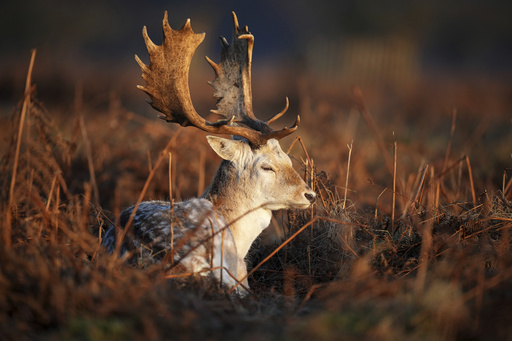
[102,11,316,294]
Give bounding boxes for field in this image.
[2,22,512,341]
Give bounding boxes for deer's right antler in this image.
[136,11,299,147]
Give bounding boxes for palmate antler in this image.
[135,11,299,147]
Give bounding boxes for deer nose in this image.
[304,191,316,204]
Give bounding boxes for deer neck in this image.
[201,160,272,259]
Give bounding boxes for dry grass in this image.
[1,55,512,340]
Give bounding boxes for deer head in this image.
[206,136,315,210]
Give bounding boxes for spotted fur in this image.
[102,199,245,292]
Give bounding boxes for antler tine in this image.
[265,115,300,141]
[266,97,290,125]
[232,11,240,31]
[137,11,300,147]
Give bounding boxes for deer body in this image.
[102,198,241,287]
[102,12,315,294]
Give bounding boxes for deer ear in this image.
[206,136,248,161]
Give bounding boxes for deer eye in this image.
[261,165,275,172]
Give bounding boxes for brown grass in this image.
[1,54,512,340]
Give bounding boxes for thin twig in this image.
[415,164,429,208]
[391,135,397,232]
[46,174,58,211]
[375,188,387,223]
[343,140,353,211]
[466,155,476,205]
[168,151,173,205]
[6,49,37,250]
[286,136,312,167]
[401,163,429,218]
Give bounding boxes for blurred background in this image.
[1,0,511,109]
[1,0,511,207]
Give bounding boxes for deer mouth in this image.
[293,202,313,210]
